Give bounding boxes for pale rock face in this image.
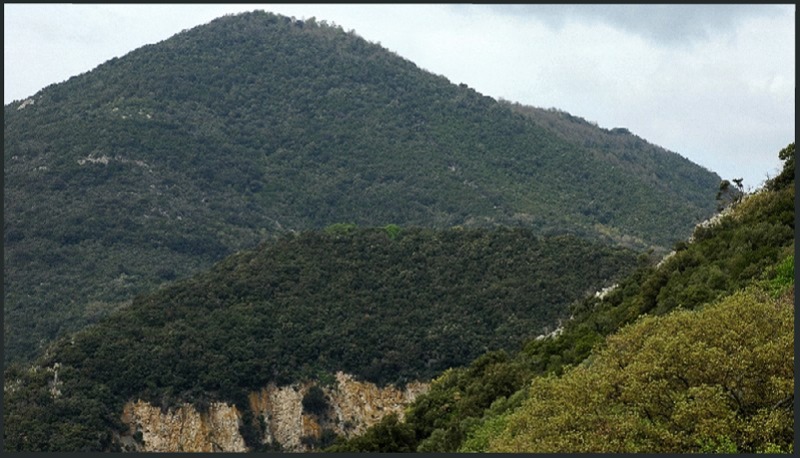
[247,371,428,451]
[17,98,35,110]
[120,371,428,452]
[327,372,428,436]
[121,401,247,452]
[247,384,308,451]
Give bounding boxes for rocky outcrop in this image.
[121,400,247,452]
[247,383,307,450]
[328,372,428,435]
[16,97,35,110]
[120,372,428,452]
[247,372,428,451]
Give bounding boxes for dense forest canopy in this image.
[327,143,795,453]
[4,11,720,364]
[10,10,781,454]
[487,286,794,453]
[3,227,639,451]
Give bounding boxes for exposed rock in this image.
[77,154,111,165]
[47,362,62,398]
[120,372,428,452]
[247,371,428,451]
[594,283,618,300]
[17,98,35,110]
[77,154,151,168]
[121,400,247,452]
[535,325,564,341]
[247,384,307,450]
[327,371,428,436]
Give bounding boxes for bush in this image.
[302,385,329,416]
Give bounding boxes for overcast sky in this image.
[4,4,795,188]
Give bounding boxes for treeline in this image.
[3,226,637,451]
[327,143,795,453]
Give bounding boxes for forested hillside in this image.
[3,227,638,451]
[4,10,720,364]
[486,286,793,453]
[327,143,795,453]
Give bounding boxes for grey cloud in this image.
[460,4,790,45]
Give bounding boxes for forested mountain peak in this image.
[5,10,719,364]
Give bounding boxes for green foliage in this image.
[698,435,739,454]
[14,10,781,453]
[716,179,743,211]
[2,363,125,452]
[4,11,719,364]
[323,223,358,236]
[487,286,794,453]
[333,348,533,452]
[3,226,636,451]
[767,254,794,296]
[342,143,794,452]
[301,428,338,450]
[326,413,416,452]
[757,442,794,454]
[458,409,513,452]
[411,350,531,452]
[302,386,330,416]
[503,102,720,245]
[766,142,794,192]
[383,223,402,240]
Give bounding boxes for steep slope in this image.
[486,285,793,453]
[329,143,794,453]
[2,227,638,451]
[3,10,720,363]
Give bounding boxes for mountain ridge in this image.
[5,11,718,364]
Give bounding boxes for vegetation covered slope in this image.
[2,227,637,451]
[4,10,720,363]
[486,285,793,453]
[328,143,794,453]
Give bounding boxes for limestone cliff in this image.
[120,371,428,452]
[120,401,247,452]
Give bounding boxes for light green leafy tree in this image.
[489,286,794,453]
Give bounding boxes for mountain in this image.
[2,227,638,451]
[328,143,794,453]
[3,11,721,364]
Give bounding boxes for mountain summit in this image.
[4,11,720,363]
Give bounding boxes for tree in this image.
[325,413,417,452]
[487,286,794,453]
[302,385,330,416]
[766,142,795,191]
[716,178,743,211]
